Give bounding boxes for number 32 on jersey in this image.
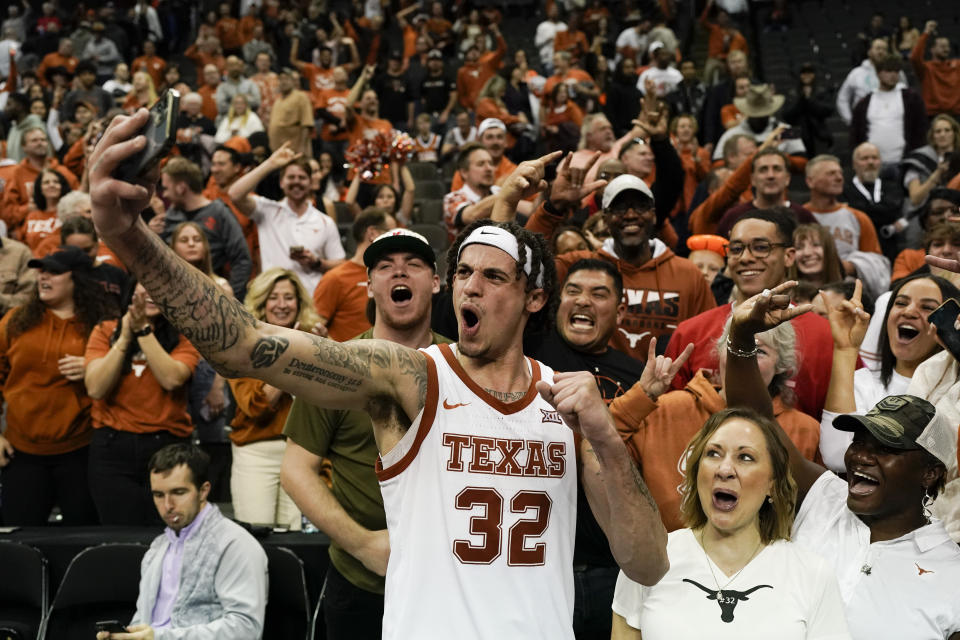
[453,487,552,566]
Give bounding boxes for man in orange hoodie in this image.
[1,126,79,235]
[911,20,960,117]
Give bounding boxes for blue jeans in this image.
[573,565,619,639]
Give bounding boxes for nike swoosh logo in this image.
[478,229,500,235]
[443,399,470,410]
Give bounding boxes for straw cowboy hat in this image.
[734,84,785,118]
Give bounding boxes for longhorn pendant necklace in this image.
[699,530,764,602]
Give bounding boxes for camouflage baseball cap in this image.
[833,395,953,468]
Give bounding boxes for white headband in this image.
[458,226,544,287]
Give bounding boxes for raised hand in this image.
[549,151,608,210]
[88,109,160,239]
[536,370,612,439]
[267,140,302,170]
[639,338,694,400]
[497,150,562,207]
[822,279,870,351]
[729,280,813,345]
[760,124,787,151]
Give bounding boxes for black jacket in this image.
[850,89,928,154]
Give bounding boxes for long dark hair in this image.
[8,269,112,339]
[109,279,182,374]
[32,169,71,212]
[879,273,960,387]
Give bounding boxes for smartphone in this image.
[928,298,960,361]
[779,127,802,140]
[95,620,127,634]
[289,245,305,256]
[113,89,180,183]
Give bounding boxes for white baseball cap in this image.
[477,118,507,136]
[601,174,655,210]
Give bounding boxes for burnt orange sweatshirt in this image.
[228,377,292,445]
[0,308,92,455]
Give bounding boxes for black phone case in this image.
[113,89,180,183]
[928,298,960,362]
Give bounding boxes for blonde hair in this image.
[131,71,158,106]
[679,407,798,544]
[244,267,320,331]
[226,94,251,128]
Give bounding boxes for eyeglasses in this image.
[931,205,960,216]
[608,201,654,216]
[727,240,789,258]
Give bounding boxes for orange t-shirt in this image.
[300,63,336,108]
[216,16,243,51]
[239,16,262,44]
[228,377,293,445]
[553,29,589,59]
[131,55,167,89]
[312,260,372,342]
[892,247,926,281]
[36,52,78,87]
[454,35,507,109]
[197,85,220,122]
[545,100,584,127]
[0,309,92,455]
[34,234,126,272]
[611,371,820,531]
[317,88,350,141]
[541,69,595,106]
[721,103,742,128]
[23,209,61,256]
[185,46,226,75]
[85,320,200,438]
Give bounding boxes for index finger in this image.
[535,150,563,167]
[581,150,603,175]
[851,278,863,306]
[672,343,695,373]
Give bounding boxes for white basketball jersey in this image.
[377,343,577,639]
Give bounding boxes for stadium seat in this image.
[338,222,357,257]
[39,543,148,640]
[264,546,310,640]
[333,201,353,224]
[407,162,441,182]
[0,542,48,640]
[415,199,445,225]
[414,180,446,201]
[409,223,451,256]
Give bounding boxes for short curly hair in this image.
[445,220,558,338]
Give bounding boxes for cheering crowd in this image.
[1,0,960,638]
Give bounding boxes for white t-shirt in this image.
[637,66,684,97]
[250,196,345,294]
[794,472,960,639]
[615,27,648,63]
[612,528,850,640]
[865,89,906,164]
[535,20,567,67]
[818,367,911,472]
[810,206,866,259]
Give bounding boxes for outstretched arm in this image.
[538,371,668,585]
[724,281,826,504]
[227,141,301,215]
[88,110,427,444]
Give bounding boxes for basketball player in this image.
[87,109,668,638]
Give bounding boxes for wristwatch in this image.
[133,325,153,338]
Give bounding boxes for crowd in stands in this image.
[1,0,960,637]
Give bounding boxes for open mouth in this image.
[569,313,595,330]
[712,489,739,512]
[461,306,480,336]
[390,285,412,303]
[848,470,879,496]
[897,324,920,342]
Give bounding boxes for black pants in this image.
[0,446,98,526]
[573,565,619,640]
[322,562,384,640]
[88,428,189,526]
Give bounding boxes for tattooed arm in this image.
[87,110,428,451]
[537,371,668,586]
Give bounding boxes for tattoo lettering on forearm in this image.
[251,336,289,368]
[281,357,363,392]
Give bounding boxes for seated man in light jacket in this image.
[97,443,268,640]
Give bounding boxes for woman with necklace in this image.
[612,282,851,639]
[725,281,960,639]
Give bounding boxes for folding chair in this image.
[263,546,310,640]
[39,543,148,640]
[0,541,48,640]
